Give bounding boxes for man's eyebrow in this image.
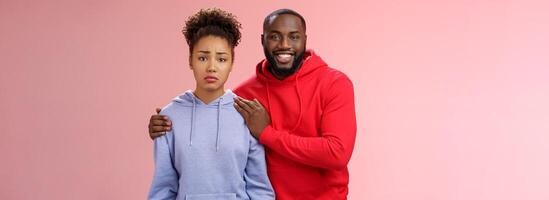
[267,30,301,34]
[198,50,210,53]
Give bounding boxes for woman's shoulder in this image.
[158,101,188,117]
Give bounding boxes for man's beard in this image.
[264,47,305,78]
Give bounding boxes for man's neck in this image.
[268,67,289,80]
[268,65,300,80]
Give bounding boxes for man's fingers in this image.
[241,97,261,110]
[253,99,265,110]
[150,131,166,140]
[242,97,260,110]
[150,125,170,133]
[149,108,167,140]
[151,115,165,120]
[235,97,254,113]
[151,115,171,124]
[151,119,171,126]
[234,102,250,119]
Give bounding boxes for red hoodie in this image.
[234,50,357,200]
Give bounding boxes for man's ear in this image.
[304,34,308,48]
[260,34,265,46]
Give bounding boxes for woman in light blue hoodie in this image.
[148,8,274,200]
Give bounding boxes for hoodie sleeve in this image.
[244,135,275,200]
[148,131,179,200]
[258,75,357,170]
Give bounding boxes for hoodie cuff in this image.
[258,125,278,147]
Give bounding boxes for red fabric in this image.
[234,50,357,200]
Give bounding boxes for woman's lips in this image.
[204,76,218,83]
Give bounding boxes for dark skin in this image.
[147,108,171,139]
[233,97,271,138]
[148,14,307,139]
[262,14,307,80]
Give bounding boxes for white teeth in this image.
[275,54,292,63]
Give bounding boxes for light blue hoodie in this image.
[148,90,275,200]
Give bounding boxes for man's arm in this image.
[236,76,357,170]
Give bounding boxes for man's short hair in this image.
[263,9,306,32]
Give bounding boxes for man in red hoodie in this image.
[148,9,357,200]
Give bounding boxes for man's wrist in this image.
[253,125,267,138]
[258,125,277,146]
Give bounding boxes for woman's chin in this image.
[200,85,223,92]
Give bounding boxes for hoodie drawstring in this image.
[292,75,303,132]
[189,94,223,151]
[266,81,274,129]
[189,97,196,147]
[216,97,222,152]
[264,73,303,132]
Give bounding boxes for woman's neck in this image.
[193,88,225,105]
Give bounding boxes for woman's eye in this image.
[198,57,206,61]
[218,58,227,62]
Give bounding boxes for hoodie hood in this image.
[172,90,237,151]
[173,89,236,107]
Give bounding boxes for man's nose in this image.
[280,37,291,49]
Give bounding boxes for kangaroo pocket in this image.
[184,193,237,200]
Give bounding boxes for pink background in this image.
[1,0,548,199]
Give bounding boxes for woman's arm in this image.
[244,135,275,200]
[148,131,179,200]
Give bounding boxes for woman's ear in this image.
[188,56,193,70]
[229,55,234,72]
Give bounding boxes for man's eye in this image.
[219,58,227,62]
[198,57,206,61]
[290,35,300,40]
[270,35,280,40]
